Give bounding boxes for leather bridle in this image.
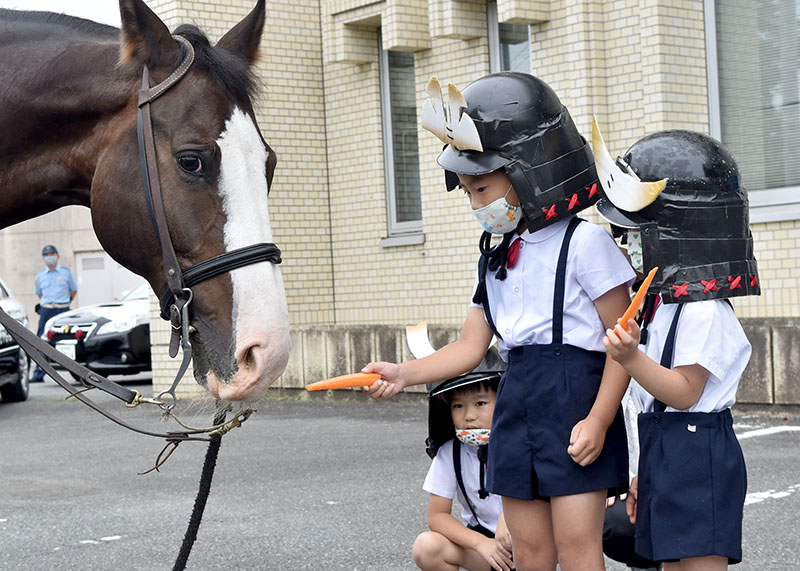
[137,35,282,408]
[0,34,282,447]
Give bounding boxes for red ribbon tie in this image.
[507,238,521,269]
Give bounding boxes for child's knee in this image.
[510,538,558,571]
[412,531,448,567]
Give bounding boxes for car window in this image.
[122,282,150,301]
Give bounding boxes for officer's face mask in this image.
[472,185,521,235]
[626,229,644,273]
[43,255,58,267]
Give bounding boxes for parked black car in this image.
[43,282,151,379]
[0,276,31,402]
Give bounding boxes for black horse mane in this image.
[0,10,256,107]
[0,8,119,37]
[175,24,258,108]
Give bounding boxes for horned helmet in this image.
[422,72,601,233]
[593,122,760,303]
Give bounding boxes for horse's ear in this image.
[216,0,265,65]
[118,0,181,68]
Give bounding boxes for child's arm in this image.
[603,318,709,410]
[427,494,514,571]
[568,284,632,466]
[362,307,494,399]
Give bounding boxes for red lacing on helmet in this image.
[566,193,580,210]
[728,275,742,290]
[586,183,599,199]
[543,204,558,220]
[701,279,718,293]
[750,274,758,287]
[672,283,690,298]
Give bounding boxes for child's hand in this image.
[603,318,641,365]
[567,415,606,466]
[626,477,639,524]
[475,536,514,571]
[606,493,627,508]
[360,361,406,398]
[495,513,513,554]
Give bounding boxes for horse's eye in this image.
[177,155,203,174]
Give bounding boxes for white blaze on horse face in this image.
[210,107,291,401]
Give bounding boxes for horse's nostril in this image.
[242,346,255,370]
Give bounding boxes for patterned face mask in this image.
[626,229,644,273]
[472,185,521,235]
[455,428,491,446]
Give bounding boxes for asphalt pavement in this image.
[1,380,798,570]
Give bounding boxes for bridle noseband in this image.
[137,35,282,407]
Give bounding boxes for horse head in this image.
[90,0,290,402]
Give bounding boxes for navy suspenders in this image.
[552,217,582,344]
[478,217,583,341]
[653,304,684,412]
[452,439,491,531]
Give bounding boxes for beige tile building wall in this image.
[143,0,800,398]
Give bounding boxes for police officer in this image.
[32,245,77,382]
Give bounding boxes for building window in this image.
[379,31,423,239]
[706,0,800,222]
[488,0,531,73]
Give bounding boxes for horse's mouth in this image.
[190,330,290,402]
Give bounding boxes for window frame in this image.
[487,0,532,74]
[704,0,800,224]
[378,31,424,244]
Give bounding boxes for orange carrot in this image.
[616,266,659,337]
[305,372,382,391]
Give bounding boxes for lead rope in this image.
[173,407,227,571]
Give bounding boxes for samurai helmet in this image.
[422,72,601,232]
[405,321,505,458]
[594,126,760,303]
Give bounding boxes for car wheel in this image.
[0,348,30,402]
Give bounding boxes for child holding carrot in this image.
[364,72,636,570]
[596,127,757,568]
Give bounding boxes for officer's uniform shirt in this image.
[423,439,503,533]
[35,265,77,304]
[472,218,636,360]
[632,299,751,413]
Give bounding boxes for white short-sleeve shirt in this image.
[472,218,636,360]
[422,440,503,532]
[632,299,751,413]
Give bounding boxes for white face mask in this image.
[626,230,643,273]
[472,185,521,235]
[43,255,58,267]
[455,428,491,446]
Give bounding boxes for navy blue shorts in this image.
[635,409,746,564]
[487,344,628,500]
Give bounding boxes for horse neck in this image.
[0,25,139,228]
